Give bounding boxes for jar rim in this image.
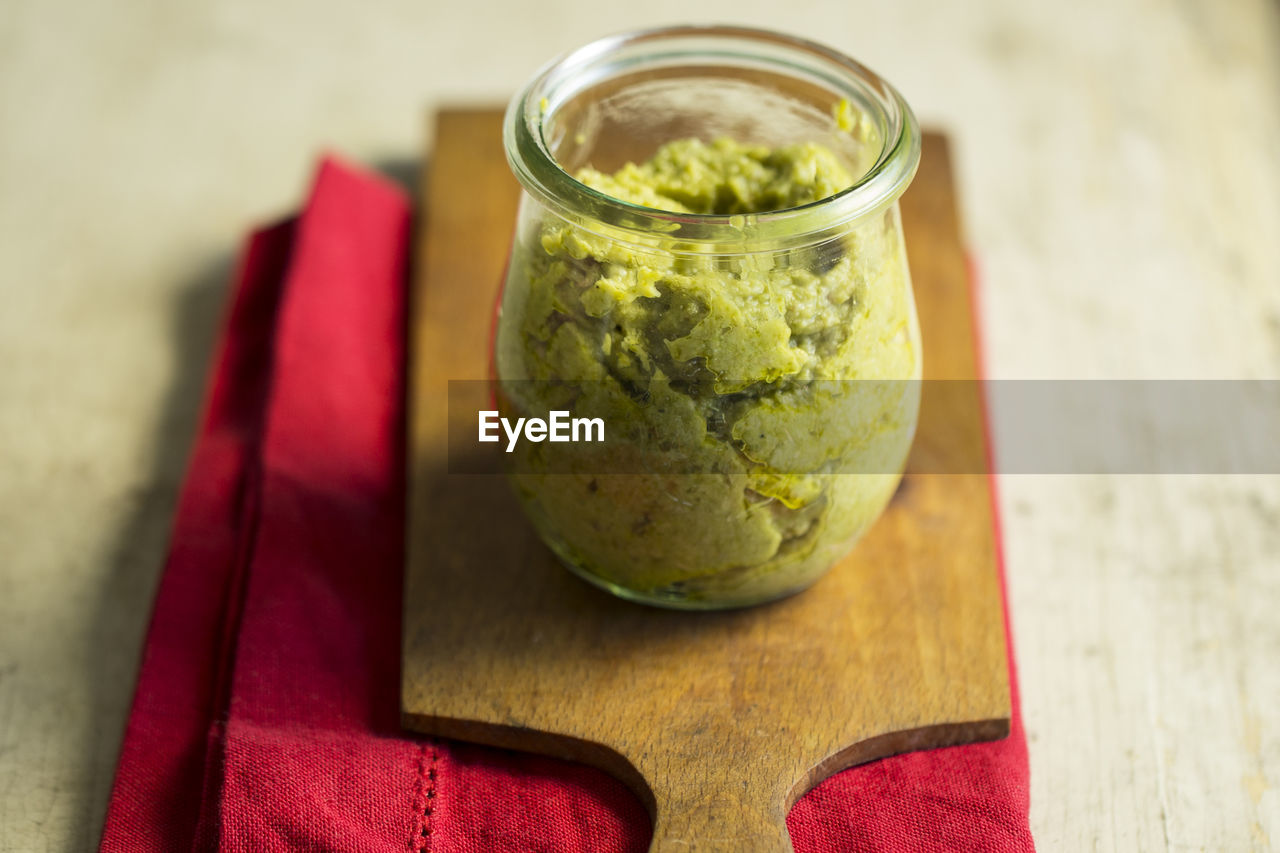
[503,24,921,251]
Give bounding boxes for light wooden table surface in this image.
[1,1,1276,850]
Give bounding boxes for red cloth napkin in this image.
[100,158,1035,852]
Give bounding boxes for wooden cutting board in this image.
[402,109,1009,852]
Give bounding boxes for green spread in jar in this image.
[574,137,856,216]
[494,135,921,608]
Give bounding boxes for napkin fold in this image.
[100,157,1034,852]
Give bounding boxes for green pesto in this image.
[495,137,921,608]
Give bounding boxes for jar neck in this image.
[503,25,921,254]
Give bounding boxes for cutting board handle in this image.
[648,794,793,852]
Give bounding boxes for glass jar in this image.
[495,25,922,609]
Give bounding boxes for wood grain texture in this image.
[402,110,1009,852]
